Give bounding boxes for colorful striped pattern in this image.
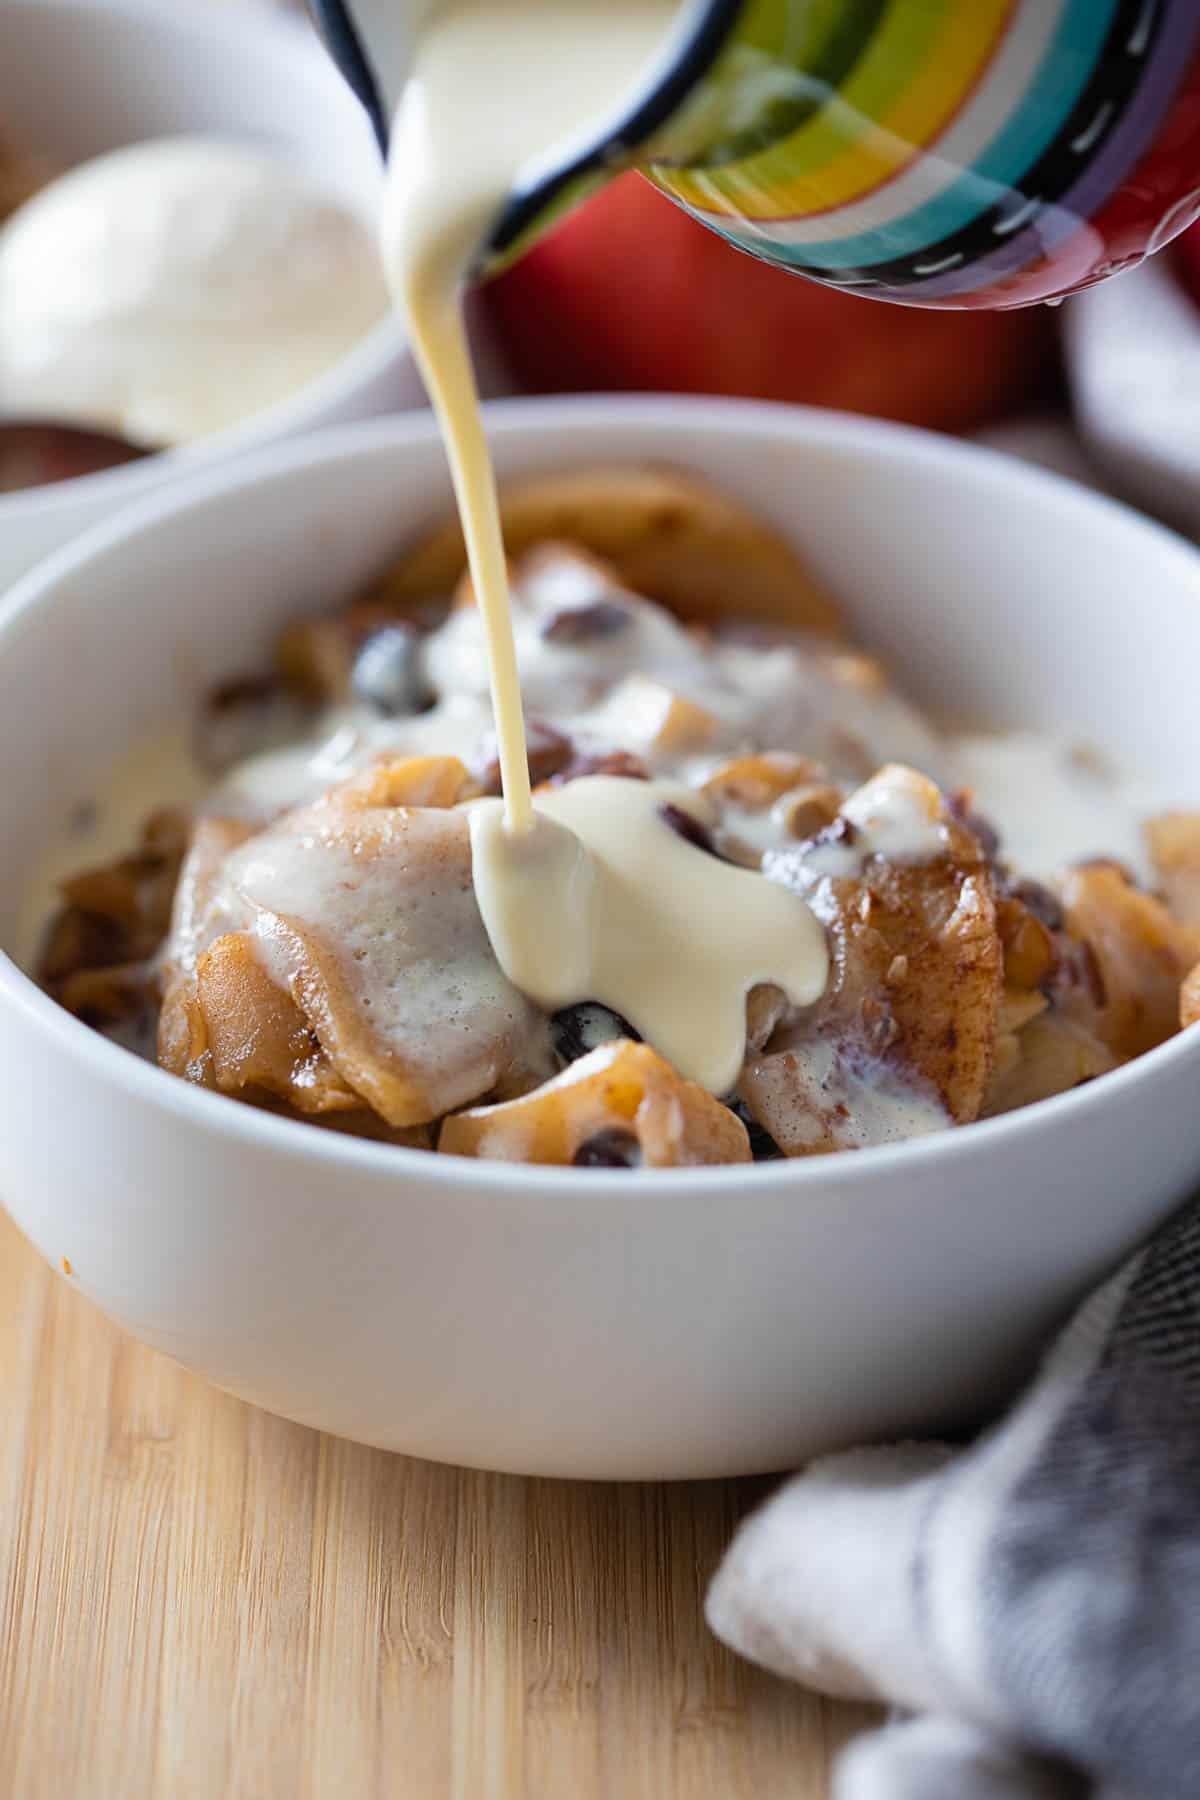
[645,0,1200,302]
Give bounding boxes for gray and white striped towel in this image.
[707,1196,1200,1800]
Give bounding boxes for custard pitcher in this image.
[311,0,1200,307]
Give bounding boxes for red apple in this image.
[482,174,1060,433]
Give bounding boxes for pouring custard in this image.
[382,0,830,1093]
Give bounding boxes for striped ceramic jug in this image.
[313,0,1200,307]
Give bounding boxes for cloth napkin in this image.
[706,1193,1200,1800]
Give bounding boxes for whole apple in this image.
[483,175,1060,433]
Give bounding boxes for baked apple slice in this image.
[220,783,550,1126]
[367,465,842,635]
[740,766,1003,1155]
[440,1040,750,1167]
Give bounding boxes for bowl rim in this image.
[1066,254,1200,505]
[4,392,1199,1199]
[0,0,408,522]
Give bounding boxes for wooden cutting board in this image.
[0,1207,873,1798]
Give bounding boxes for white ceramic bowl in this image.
[1066,258,1200,539]
[3,399,1199,1481]
[0,0,420,591]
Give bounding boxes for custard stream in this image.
[382,0,829,1093]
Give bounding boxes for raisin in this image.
[948,790,1001,861]
[351,624,431,717]
[972,815,1001,859]
[1008,878,1065,932]
[553,1003,640,1065]
[473,718,572,793]
[726,1098,784,1162]
[660,804,719,857]
[572,1128,643,1168]
[541,599,632,645]
[195,671,302,773]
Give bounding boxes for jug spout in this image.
[307,0,430,145]
[309,0,722,266]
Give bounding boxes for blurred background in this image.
[4,0,1200,551]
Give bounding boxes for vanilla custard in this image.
[383,0,830,1091]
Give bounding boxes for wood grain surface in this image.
[0,1208,874,1799]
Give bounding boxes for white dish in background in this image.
[1066,255,1200,539]
[0,0,420,590]
[2,398,1200,1481]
